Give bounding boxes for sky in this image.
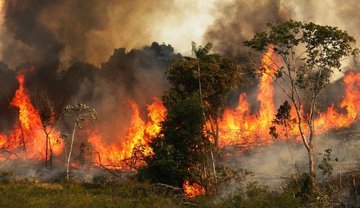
[0,0,359,76]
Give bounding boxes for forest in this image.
[0,1,360,208]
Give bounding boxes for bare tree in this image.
[63,104,97,181]
[32,90,62,169]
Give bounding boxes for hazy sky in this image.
[0,0,359,72]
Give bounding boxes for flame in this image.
[218,46,279,147]
[90,46,360,170]
[88,97,166,169]
[183,180,205,198]
[217,46,360,148]
[314,71,360,132]
[0,50,359,171]
[0,70,63,160]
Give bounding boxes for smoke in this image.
[0,0,217,69]
[222,129,360,188]
[204,0,360,80]
[204,0,360,190]
[204,0,287,65]
[282,0,360,81]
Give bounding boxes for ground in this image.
[0,181,183,208]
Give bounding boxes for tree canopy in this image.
[244,20,359,193]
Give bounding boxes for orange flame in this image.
[217,46,360,148]
[183,180,205,198]
[218,46,279,147]
[90,46,360,170]
[88,97,166,169]
[0,70,63,160]
[1,51,359,171]
[314,71,360,132]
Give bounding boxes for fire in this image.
[90,46,360,169]
[0,51,359,172]
[0,69,63,160]
[218,46,279,147]
[89,97,165,169]
[217,46,360,148]
[183,180,205,198]
[314,71,360,132]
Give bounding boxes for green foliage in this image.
[139,93,211,187]
[284,173,313,202]
[191,41,214,60]
[0,181,182,208]
[270,101,296,139]
[318,148,339,195]
[245,20,358,193]
[318,148,337,177]
[197,182,301,208]
[244,20,358,98]
[165,42,246,148]
[140,42,245,188]
[166,45,243,118]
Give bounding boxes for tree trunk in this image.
[210,149,217,184]
[45,132,49,168]
[308,146,317,193]
[294,103,317,194]
[66,123,77,181]
[49,138,53,169]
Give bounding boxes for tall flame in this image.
[315,71,360,132]
[89,97,166,169]
[218,47,360,148]
[218,46,279,147]
[0,52,359,172]
[89,46,360,169]
[0,70,63,160]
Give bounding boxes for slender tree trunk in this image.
[66,123,77,181]
[286,138,294,167]
[197,62,217,185]
[45,131,49,168]
[210,149,217,183]
[308,145,316,192]
[293,102,317,193]
[49,138,53,169]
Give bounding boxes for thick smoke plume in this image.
[205,0,360,79]
[1,0,181,68]
[205,0,287,65]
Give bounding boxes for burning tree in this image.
[63,104,97,181]
[244,20,359,193]
[32,90,62,169]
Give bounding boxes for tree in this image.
[244,20,358,192]
[270,101,296,166]
[141,42,246,193]
[166,42,244,147]
[63,104,97,181]
[140,93,211,188]
[32,90,62,169]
